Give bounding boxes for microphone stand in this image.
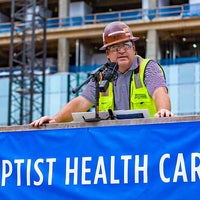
[72,66,104,122]
[83,75,101,122]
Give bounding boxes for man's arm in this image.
[53,96,93,122]
[31,96,93,127]
[152,86,174,117]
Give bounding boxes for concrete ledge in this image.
[1,115,200,132]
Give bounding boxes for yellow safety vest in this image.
[99,58,164,117]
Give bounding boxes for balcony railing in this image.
[0,3,200,33]
[1,55,199,77]
[0,3,199,76]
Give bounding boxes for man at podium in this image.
[31,21,174,127]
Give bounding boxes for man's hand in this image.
[30,116,56,127]
[154,109,175,118]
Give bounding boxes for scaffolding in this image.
[8,0,47,125]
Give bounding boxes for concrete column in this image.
[142,0,157,9]
[58,0,70,72]
[76,40,92,67]
[58,38,70,72]
[142,0,160,61]
[80,43,85,66]
[142,0,157,20]
[75,39,80,66]
[59,0,69,18]
[146,30,160,61]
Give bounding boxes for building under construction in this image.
[0,0,200,125]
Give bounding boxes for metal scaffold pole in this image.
[8,0,48,125]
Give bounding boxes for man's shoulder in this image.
[143,59,160,68]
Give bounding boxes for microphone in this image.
[72,63,107,94]
[99,62,118,92]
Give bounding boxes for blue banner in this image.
[0,121,200,199]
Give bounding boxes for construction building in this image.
[0,0,200,125]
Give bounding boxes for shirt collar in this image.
[117,55,139,76]
[129,55,139,71]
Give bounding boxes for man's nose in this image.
[118,46,126,52]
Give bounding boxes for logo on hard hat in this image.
[123,28,131,37]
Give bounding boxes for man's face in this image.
[106,41,135,73]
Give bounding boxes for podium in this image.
[72,109,150,122]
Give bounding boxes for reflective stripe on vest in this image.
[130,58,157,117]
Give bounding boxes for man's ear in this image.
[132,45,137,54]
[106,50,110,58]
